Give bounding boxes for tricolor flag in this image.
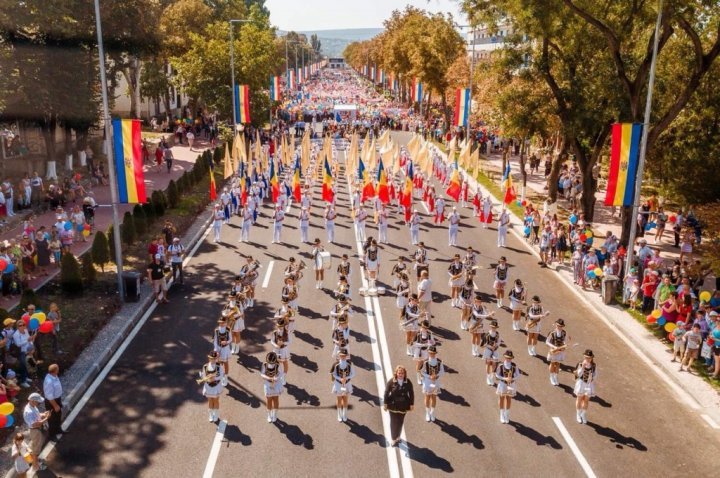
[269,157,280,202]
[401,161,413,208]
[287,69,296,89]
[234,84,251,124]
[454,88,471,127]
[111,118,147,203]
[209,165,217,201]
[370,66,376,82]
[322,158,334,203]
[446,161,461,201]
[411,78,423,103]
[358,158,375,202]
[379,69,386,87]
[270,76,281,101]
[604,123,642,207]
[239,161,248,206]
[292,157,301,202]
[376,158,390,204]
[501,163,516,204]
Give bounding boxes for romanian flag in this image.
[292,157,301,202]
[322,158,334,203]
[401,161,413,208]
[502,163,516,204]
[446,161,461,201]
[379,69,386,87]
[604,123,642,207]
[269,157,280,202]
[270,76,281,101]
[234,84,251,124]
[454,88,471,127]
[209,166,217,201]
[358,158,375,202]
[111,118,147,204]
[411,78,423,103]
[376,158,389,204]
[297,67,304,84]
[287,69,296,89]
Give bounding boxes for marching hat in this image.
[532,295,540,302]
[428,345,437,353]
[489,320,499,328]
[338,347,349,356]
[276,317,288,328]
[499,256,507,261]
[207,351,219,360]
[420,319,430,328]
[583,349,594,358]
[218,316,227,323]
[266,351,278,363]
[410,293,419,300]
[503,350,514,359]
[555,318,565,327]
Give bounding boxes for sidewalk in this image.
[0,138,211,311]
[428,142,720,427]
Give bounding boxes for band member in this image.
[470,294,494,357]
[447,254,464,307]
[261,351,284,423]
[383,256,403,289]
[459,278,475,331]
[284,257,304,282]
[496,350,520,423]
[378,204,389,243]
[546,319,569,386]
[409,209,421,245]
[434,196,445,224]
[239,204,253,242]
[272,204,285,244]
[395,272,411,318]
[448,206,460,246]
[364,238,380,290]
[331,348,355,422]
[421,345,445,422]
[401,294,422,355]
[330,295,351,330]
[299,207,310,243]
[199,351,224,422]
[213,318,231,386]
[497,207,510,248]
[212,204,224,242]
[331,314,351,359]
[220,187,232,223]
[493,256,509,307]
[482,196,493,229]
[238,256,260,307]
[225,294,244,355]
[325,204,337,243]
[463,246,477,276]
[413,242,429,279]
[460,180,469,208]
[472,189,482,217]
[271,317,291,376]
[355,205,368,242]
[481,320,502,385]
[335,274,351,301]
[413,320,436,384]
[337,254,351,285]
[508,279,527,331]
[312,238,325,289]
[282,275,299,312]
[526,295,550,356]
[573,349,597,424]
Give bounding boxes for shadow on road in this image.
[587,422,648,451]
[404,441,454,472]
[509,421,563,449]
[273,419,315,449]
[434,419,484,449]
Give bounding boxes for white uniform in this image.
[325,207,336,243]
[448,211,460,246]
[447,261,464,287]
[481,330,502,361]
[364,246,379,273]
[271,328,291,361]
[261,363,284,397]
[410,213,420,245]
[213,327,231,362]
[401,303,421,332]
[332,326,351,359]
[497,210,510,247]
[509,286,526,311]
[299,209,310,243]
[396,279,410,309]
[495,361,520,396]
[482,197,493,228]
[273,209,285,243]
[213,209,224,242]
[573,362,597,396]
[355,209,367,242]
[526,304,545,334]
[421,358,445,395]
[413,331,436,361]
[240,207,253,242]
[200,363,225,398]
[546,329,567,362]
[378,209,389,243]
[331,360,355,395]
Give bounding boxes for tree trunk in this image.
[547,137,567,203]
[620,207,633,246]
[76,128,89,151]
[519,139,527,192]
[41,114,58,164]
[123,57,142,118]
[580,166,597,222]
[63,125,73,156]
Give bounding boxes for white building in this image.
[112,62,188,120]
[466,23,513,61]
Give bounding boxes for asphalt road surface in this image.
[43,132,718,477]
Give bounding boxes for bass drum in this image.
[319,251,332,270]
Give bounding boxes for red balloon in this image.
[646,315,657,324]
[521,200,527,206]
[579,234,587,242]
[0,415,6,428]
[84,224,91,231]
[0,259,6,272]
[668,333,675,342]
[709,338,715,346]
[669,215,677,223]
[38,321,54,334]
[21,313,30,325]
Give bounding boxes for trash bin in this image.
[122,271,141,302]
[601,275,619,305]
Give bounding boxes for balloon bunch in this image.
[21,311,53,334]
[0,402,15,428]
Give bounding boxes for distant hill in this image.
[298,28,384,58]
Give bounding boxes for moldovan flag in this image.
[239,162,248,206]
[270,76,281,101]
[234,84,251,124]
[209,165,217,201]
[287,69,296,89]
[292,157,302,202]
[604,123,642,207]
[501,163,516,204]
[358,158,375,202]
[454,88,471,127]
[269,157,280,202]
[446,161,461,201]
[400,161,413,208]
[322,158,334,203]
[412,78,423,102]
[376,158,390,204]
[111,119,147,204]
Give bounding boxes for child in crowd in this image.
[671,321,686,363]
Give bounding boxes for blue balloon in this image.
[524,226,531,236]
[76,224,84,232]
[3,415,13,428]
[64,221,72,231]
[713,328,720,340]
[29,318,40,331]
[587,271,596,279]
[5,264,14,273]
[569,214,578,225]
[657,316,667,326]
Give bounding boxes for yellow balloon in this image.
[594,267,603,277]
[586,231,593,238]
[664,322,677,333]
[651,309,662,319]
[699,291,711,302]
[31,312,46,325]
[0,402,14,416]
[82,230,90,238]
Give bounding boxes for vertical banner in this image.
[412,78,423,102]
[234,84,251,124]
[111,118,147,203]
[454,88,471,127]
[270,76,281,101]
[604,123,642,206]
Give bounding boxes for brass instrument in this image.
[196,372,219,384]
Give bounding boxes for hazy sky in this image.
[266,0,467,31]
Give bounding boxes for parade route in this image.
[37,125,718,477]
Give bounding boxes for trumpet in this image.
[196,373,218,384]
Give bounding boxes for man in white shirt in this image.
[417,270,433,318]
[497,208,510,248]
[355,206,367,242]
[43,363,63,441]
[448,207,460,246]
[23,393,49,472]
[167,237,185,284]
[220,188,232,224]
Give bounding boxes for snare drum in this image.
[319,251,332,270]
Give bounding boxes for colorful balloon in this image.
[521,200,527,206]
[656,316,667,326]
[588,271,596,279]
[82,230,90,238]
[594,267,603,277]
[0,415,6,428]
[579,234,587,242]
[38,321,54,334]
[523,226,531,236]
[28,318,39,331]
[713,329,720,340]
[646,314,657,323]
[651,309,663,319]
[569,215,577,225]
[5,264,14,273]
[668,333,675,342]
[664,322,677,333]
[64,221,72,231]
[31,312,46,325]
[3,415,13,428]
[0,402,14,416]
[21,313,30,325]
[84,224,91,231]
[699,291,711,302]
[0,259,6,272]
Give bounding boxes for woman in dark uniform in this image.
[383,365,414,447]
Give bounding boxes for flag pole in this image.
[93,0,125,300]
[624,0,663,295]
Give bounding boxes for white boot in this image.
[425,408,431,422]
[576,409,583,423]
[417,373,422,385]
[487,373,495,386]
[528,346,533,356]
[271,409,278,422]
[406,345,412,356]
[342,407,348,422]
[337,408,343,422]
[472,345,478,357]
[222,376,228,387]
[429,408,435,422]
[267,410,273,422]
[209,409,215,422]
[499,409,505,423]
[213,409,219,422]
[581,410,587,424]
[496,299,502,307]
[504,409,510,423]
[530,346,536,356]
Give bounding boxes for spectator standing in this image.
[43,363,63,441]
[22,392,48,472]
[47,302,63,354]
[155,143,164,172]
[680,323,703,373]
[29,172,43,206]
[383,365,414,447]
[167,237,185,285]
[2,177,15,217]
[147,254,169,304]
[164,146,174,173]
[10,433,31,477]
[12,320,34,387]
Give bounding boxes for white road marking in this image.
[701,414,720,430]
[202,419,228,478]
[552,417,597,478]
[39,221,214,462]
[262,260,275,288]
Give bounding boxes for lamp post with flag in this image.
[229,19,253,131]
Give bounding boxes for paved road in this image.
[43,133,717,477]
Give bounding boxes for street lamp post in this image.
[229,19,252,131]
